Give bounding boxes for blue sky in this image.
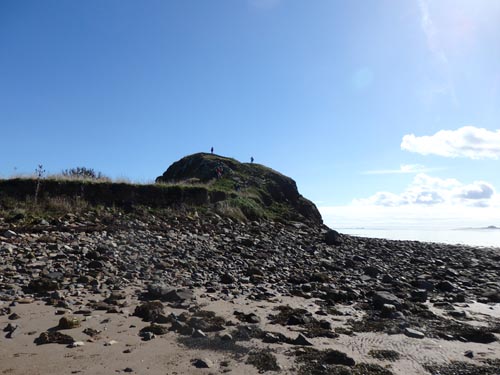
[1,0,499,228]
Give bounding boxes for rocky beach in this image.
[1,154,499,375]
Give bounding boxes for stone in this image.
[482,290,500,303]
[140,323,169,335]
[262,332,282,343]
[147,284,194,302]
[464,350,474,358]
[416,279,434,291]
[8,313,20,320]
[372,291,403,310]
[437,281,455,292]
[220,333,232,341]
[28,278,60,293]
[133,301,164,322]
[411,289,428,302]
[220,273,235,284]
[35,331,75,345]
[382,274,394,284]
[459,328,497,344]
[324,350,356,366]
[364,266,381,278]
[448,310,467,318]
[83,328,101,337]
[381,304,397,318]
[139,331,155,341]
[193,358,213,368]
[325,229,342,246]
[2,230,17,239]
[292,333,313,346]
[58,316,81,329]
[404,328,425,339]
[234,311,261,324]
[4,323,20,339]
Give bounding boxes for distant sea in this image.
[338,228,500,248]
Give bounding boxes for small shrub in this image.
[34,164,46,204]
[61,167,107,181]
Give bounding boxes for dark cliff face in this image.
[156,153,323,225]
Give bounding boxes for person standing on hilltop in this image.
[250,156,254,163]
[211,147,214,154]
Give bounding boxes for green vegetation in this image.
[61,166,108,181]
[0,153,322,224]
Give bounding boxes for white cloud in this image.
[354,173,497,208]
[401,126,500,159]
[319,174,500,230]
[456,181,494,200]
[362,164,439,175]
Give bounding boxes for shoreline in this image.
[1,210,500,374]
[336,228,500,249]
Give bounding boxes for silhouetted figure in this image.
[250,156,254,163]
[211,147,214,154]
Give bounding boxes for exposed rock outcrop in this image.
[156,153,322,224]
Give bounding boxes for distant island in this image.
[455,225,500,230]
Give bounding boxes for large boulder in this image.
[372,291,403,310]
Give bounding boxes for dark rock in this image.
[88,260,105,269]
[382,274,394,284]
[325,230,342,246]
[83,328,101,337]
[293,333,313,346]
[35,331,74,345]
[459,327,497,344]
[416,279,435,291]
[8,313,20,320]
[437,281,455,292]
[133,301,164,322]
[404,328,425,339]
[192,358,213,368]
[464,350,474,358]
[4,323,20,339]
[448,310,467,318]
[139,331,155,341]
[234,311,261,324]
[411,289,428,302]
[220,273,235,284]
[220,333,232,341]
[482,290,500,303]
[372,291,403,310]
[147,284,193,302]
[58,316,81,329]
[140,323,169,335]
[27,278,60,293]
[324,350,355,366]
[364,266,381,278]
